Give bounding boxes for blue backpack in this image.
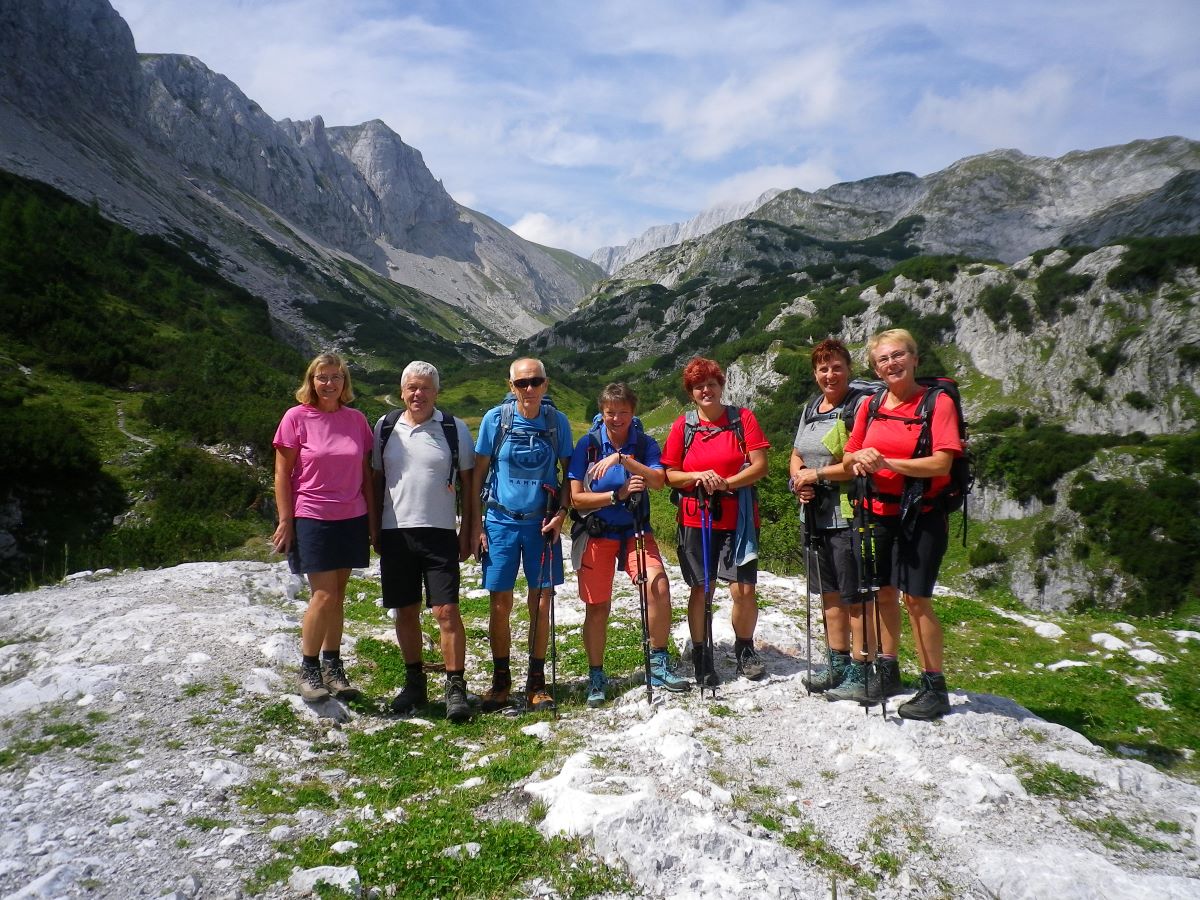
[480,393,563,514]
[577,413,652,524]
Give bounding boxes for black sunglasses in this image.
[511,376,547,389]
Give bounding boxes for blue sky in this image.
[110,0,1200,258]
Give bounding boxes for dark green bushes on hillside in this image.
[1069,462,1200,615]
[1106,235,1200,290]
[1034,261,1093,321]
[972,423,1123,504]
[978,283,1034,334]
[0,396,126,591]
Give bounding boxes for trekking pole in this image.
[802,499,828,696]
[855,476,885,720]
[543,485,560,721]
[633,493,653,704]
[699,487,717,699]
[802,498,813,693]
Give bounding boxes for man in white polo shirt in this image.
[372,361,476,723]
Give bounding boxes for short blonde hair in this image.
[295,352,355,406]
[866,328,918,365]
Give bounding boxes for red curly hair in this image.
[810,338,852,370]
[682,356,725,392]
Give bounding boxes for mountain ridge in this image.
[0,0,602,352]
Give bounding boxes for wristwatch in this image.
[610,490,621,506]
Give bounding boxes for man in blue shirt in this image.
[473,358,573,711]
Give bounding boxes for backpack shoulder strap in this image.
[376,408,405,473]
[437,409,459,488]
[726,405,747,455]
[680,408,701,461]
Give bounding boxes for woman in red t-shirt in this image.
[841,329,962,720]
[661,357,770,687]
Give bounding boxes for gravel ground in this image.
[1,560,1198,899]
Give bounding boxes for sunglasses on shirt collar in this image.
[511,376,547,389]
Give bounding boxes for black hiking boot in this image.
[390,670,428,715]
[803,649,851,693]
[897,672,951,721]
[444,675,471,724]
[876,657,903,697]
[692,646,720,688]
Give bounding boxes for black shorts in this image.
[379,527,460,609]
[803,527,859,600]
[854,513,948,599]
[288,515,369,575]
[677,524,758,588]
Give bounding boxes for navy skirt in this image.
[288,515,370,575]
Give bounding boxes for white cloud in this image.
[650,49,848,160]
[913,68,1076,149]
[509,212,614,258]
[705,160,840,207]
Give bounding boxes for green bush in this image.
[972,424,1121,504]
[0,399,126,590]
[1035,264,1094,321]
[1124,391,1153,411]
[1106,235,1200,290]
[1069,471,1200,614]
[969,539,1007,567]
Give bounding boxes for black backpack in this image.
[669,405,748,508]
[376,408,461,490]
[863,376,974,544]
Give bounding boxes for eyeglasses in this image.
[314,374,345,383]
[511,376,546,389]
[873,350,910,366]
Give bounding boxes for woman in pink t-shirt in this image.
[272,353,377,703]
[841,329,963,721]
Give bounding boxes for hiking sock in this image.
[528,657,546,677]
[733,637,754,657]
[405,662,424,682]
[589,665,604,677]
[302,654,320,669]
[492,657,511,688]
[320,650,341,664]
[446,669,465,681]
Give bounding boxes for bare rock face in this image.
[0,0,600,347]
[0,0,141,124]
[591,189,782,275]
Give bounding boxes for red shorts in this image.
[576,533,664,605]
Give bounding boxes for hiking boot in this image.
[803,649,851,694]
[692,646,720,688]
[586,670,607,708]
[526,676,556,712]
[649,650,692,693]
[480,682,512,712]
[825,661,882,705]
[321,659,361,701]
[877,657,903,697]
[298,664,330,702]
[897,672,951,721]
[444,676,471,724]
[390,670,428,715]
[735,645,767,681]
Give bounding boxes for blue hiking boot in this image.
[586,669,608,708]
[649,650,692,693]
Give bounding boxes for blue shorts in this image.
[482,519,564,592]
